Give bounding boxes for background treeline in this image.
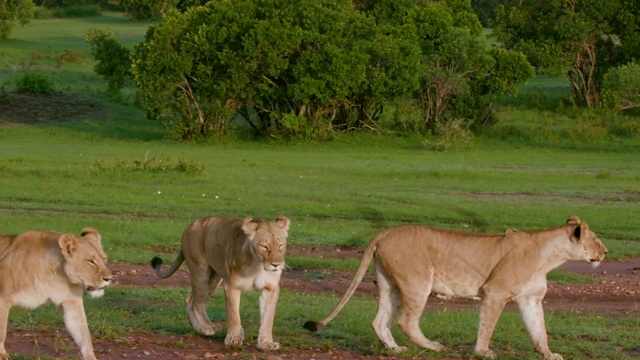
[2,0,639,141]
[89,0,536,140]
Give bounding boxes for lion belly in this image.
[431,277,484,299]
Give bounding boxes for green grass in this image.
[7,287,639,359]
[0,13,639,360]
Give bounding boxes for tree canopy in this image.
[125,0,534,140]
[0,0,35,40]
[493,0,640,108]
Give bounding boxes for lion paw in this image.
[546,353,563,360]
[224,331,245,346]
[258,341,280,351]
[193,323,216,336]
[0,352,9,360]
[392,346,408,353]
[476,349,497,359]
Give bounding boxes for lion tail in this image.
[303,236,378,332]
[150,250,185,279]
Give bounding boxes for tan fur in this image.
[0,228,112,360]
[305,216,607,360]
[152,215,290,350]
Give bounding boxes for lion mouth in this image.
[589,258,602,268]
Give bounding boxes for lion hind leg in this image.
[396,280,444,352]
[371,270,405,352]
[474,294,508,359]
[186,268,220,336]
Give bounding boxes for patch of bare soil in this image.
[5,245,639,360]
[0,92,105,124]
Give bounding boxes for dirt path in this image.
[6,246,640,360]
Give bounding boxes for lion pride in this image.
[305,216,607,360]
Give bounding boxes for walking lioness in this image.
[151,215,290,350]
[0,228,112,360]
[304,216,607,359]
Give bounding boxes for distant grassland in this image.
[0,13,639,360]
[1,12,638,262]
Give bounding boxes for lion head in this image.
[242,216,290,272]
[59,227,112,297]
[566,216,608,267]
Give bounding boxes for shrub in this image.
[15,72,54,94]
[602,62,640,111]
[84,28,131,93]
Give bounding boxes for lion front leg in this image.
[223,287,244,346]
[61,298,97,360]
[0,303,9,360]
[256,286,280,350]
[515,295,563,360]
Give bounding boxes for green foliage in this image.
[15,72,54,94]
[131,0,534,140]
[50,4,101,17]
[108,0,177,20]
[602,62,640,111]
[0,0,35,40]
[493,0,640,109]
[174,0,208,12]
[84,28,131,93]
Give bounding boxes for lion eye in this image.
[87,259,97,266]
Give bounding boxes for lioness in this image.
[151,215,290,350]
[305,216,607,360]
[0,228,112,360]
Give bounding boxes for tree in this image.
[0,0,35,40]
[131,0,422,139]
[130,0,533,140]
[493,0,640,108]
[370,0,533,131]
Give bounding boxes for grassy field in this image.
[1,12,639,360]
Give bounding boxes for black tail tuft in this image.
[303,320,320,332]
[150,257,163,269]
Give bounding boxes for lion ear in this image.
[571,222,589,243]
[241,217,259,239]
[566,215,581,226]
[58,234,78,260]
[80,227,101,245]
[276,215,290,232]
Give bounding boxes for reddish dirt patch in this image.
[6,245,638,360]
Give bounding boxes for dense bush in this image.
[602,62,640,111]
[128,0,533,140]
[15,72,54,94]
